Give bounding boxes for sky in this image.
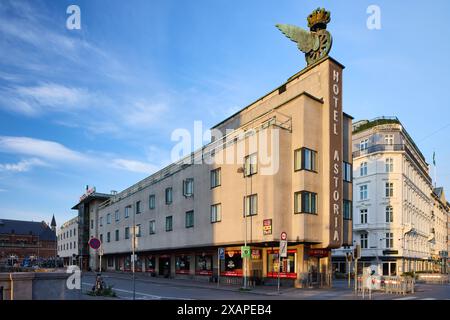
[0,0,449,226]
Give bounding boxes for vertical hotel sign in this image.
[329,63,343,248]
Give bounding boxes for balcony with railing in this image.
[353,144,405,158]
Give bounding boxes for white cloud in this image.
[112,159,159,174]
[122,101,169,127]
[0,158,47,172]
[0,136,87,162]
[0,135,161,175]
[0,83,104,116]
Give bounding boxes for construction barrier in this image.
[357,275,415,297]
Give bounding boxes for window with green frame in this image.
[294,148,318,172]
[294,191,318,214]
[165,216,173,232]
[343,200,352,220]
[185,211,194,228]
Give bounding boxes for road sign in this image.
[279,240,288,258]
[88,237,101,250]
[219,248,225,260]
[281,232,287,241]
[241,246,251,258]
[99,249,104,256]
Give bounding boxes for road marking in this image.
[82,282,193,300]
[394,296,417,300]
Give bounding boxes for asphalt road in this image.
[69,273,450,300]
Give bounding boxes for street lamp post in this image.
[132,207,136,300]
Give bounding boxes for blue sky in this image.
[0,0,449,225]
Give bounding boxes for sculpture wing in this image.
[275,24,315,53]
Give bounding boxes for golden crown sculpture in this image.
[307,8,331,31]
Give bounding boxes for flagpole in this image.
[433,152,437,188]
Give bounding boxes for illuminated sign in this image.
[328,63,343,248]
[79,186,96,202]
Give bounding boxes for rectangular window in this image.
[165,188,173,204]
[125,206,131,218]
[385,233,394,248]
[107,213,111,224]
[100,234,103,243]
[136,201,141,214]
[361,233,368,249]
[360,162,368,176]
[360,209,368,224]
[115,229,119,241]
[385,134,394,145]
[385,158,394,173]
[125,227,130,239]
[294,148,318,172]
[149,220,156,234]
[99,217,103,227]
[360,185,368,200]
[185,211,194,228]
[294,191,318,214]
[149,195,155,209]
[183,179,194,197]
[343,200,352,220]
[244,153,258,176]
[115,210,120,222]
[244,194,258,216]
[385,182,394,198]
[360,139,369,151]
[107,232,111,243]
[211,204,222,223]
[136,224,141,237]
[210,168,221,188]
[166,216,173,232]
[386,206,394,223]
[343,162,352,182]
[90,219,94,229]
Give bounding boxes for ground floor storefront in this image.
[332,255,448,276]
[98,244,335,288]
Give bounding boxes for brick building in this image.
[0,216,57,265]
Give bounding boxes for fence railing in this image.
[357,275,415,297]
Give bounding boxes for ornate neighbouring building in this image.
[71,9,355,288]
[0,216,57,265]
[332,117,449,275]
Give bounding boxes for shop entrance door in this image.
[308,257,319,285]
[159,257,171,277]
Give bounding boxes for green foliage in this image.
[88,285,117,297]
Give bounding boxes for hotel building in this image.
[332,117,449,275]
[71,57,353,287]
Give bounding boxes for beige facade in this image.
[76,57,353,287]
